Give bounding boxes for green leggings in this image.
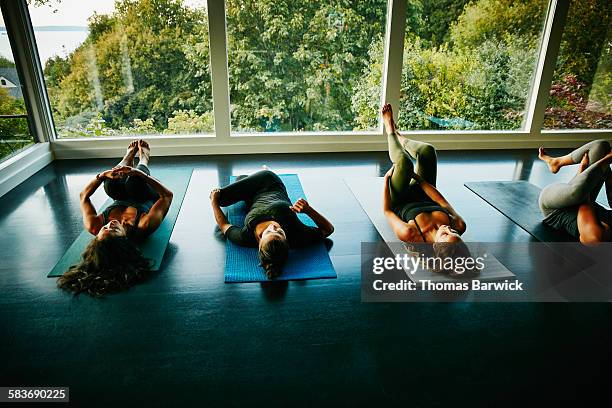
[387,131,438,206]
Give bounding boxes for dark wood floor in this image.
[0,150,610,407]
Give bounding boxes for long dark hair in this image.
[57,236,153,297]
[258,236,289,279]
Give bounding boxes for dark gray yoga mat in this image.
[47,169,193,278]
[464,181,576,242]
[464,180,604,275]
[345,177,515,283]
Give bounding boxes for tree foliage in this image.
[25,0,612,137]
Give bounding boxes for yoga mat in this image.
[464,181,576,242]
[224,174,336,283]
[345,177,515,283]
[47,169,193,277]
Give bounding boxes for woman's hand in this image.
[384,165,394,179]
[209,188,221,203]
[291,198,312,214]
[99,168,125,179]
[410,169,424,184]
[112,166,145,178]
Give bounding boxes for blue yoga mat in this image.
[47,168,193,277]
[224,174,336,283]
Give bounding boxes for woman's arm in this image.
[414,174,466,233]
[116,167,173,231]
[79,170,114,234]
[210,188,232,234]
[291,199,334,237]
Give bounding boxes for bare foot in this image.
[115,140,139,168]
[538,147,560,174]
[578,152,589,173]
[138,139,151,166]
[382,103,396,135]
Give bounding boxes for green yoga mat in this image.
[47,169,193,278]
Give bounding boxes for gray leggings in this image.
[539,140,611,217]
[387,131,437,206]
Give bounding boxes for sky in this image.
[2,0,208,27]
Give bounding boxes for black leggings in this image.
[104,164,158,202]
[218,170,286,207]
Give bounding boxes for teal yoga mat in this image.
[47,168,193,278]
[224,174,336,283]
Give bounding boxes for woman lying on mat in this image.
[381,104,469,274]
[538,140,612,243]
[58,140,174,296]
[209,169,334,279]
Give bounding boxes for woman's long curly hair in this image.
[57,236,153,297]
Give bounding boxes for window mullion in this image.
[0,0,56,142]
[207,0,232,142]
[381,0,407,134]
[525,0,570,136]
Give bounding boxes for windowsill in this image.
[0,142,48,172]
[0,142,53,198]
[53,133,217,142]
[541,128,612,133]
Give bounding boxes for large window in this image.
[11,0,611,145]
[543,0,611,130]
[226,0,388,133]
[392,0,549,131]
[0,13,35,162]
[29,0,214,138]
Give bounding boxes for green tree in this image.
[225,0,387,132]
[0,88,33,159]
[449,0,548,48]
[45,0,211,134]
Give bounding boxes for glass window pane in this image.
[226,0,388,133]
[29,0,214,138]
[544,0,611,129]
[399,0,549,130]
[0,14,35,162]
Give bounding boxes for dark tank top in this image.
[102,200,154,225]
[395,201,455,242]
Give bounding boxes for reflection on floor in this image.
[0,150,610,406]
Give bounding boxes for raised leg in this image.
[218,170,284,207]
[138,139,151,167]
[569,140,610,166]
[104,178,128,201]
[115,140,139,168]
[539,140,610,174]
[540,150,612,214]
[383,103,438,206]
[402,138,437,186]
[125,141,157,201]
[125,163,158,201]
